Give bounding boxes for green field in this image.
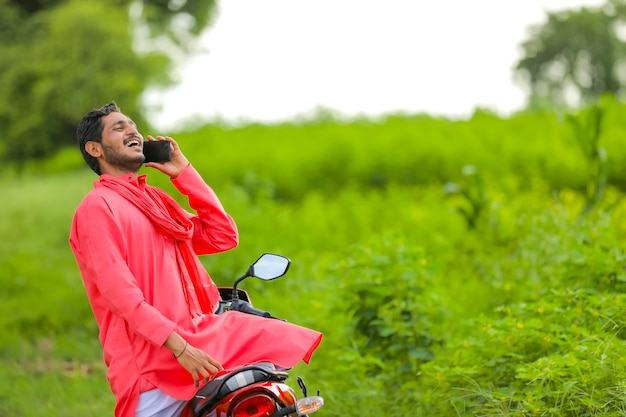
[3,103,626,416]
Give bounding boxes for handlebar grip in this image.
[232,300,272,318]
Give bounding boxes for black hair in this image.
[76,102,120,175]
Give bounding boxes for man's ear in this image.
[85,141,102,158]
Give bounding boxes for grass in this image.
[3,105,626,415]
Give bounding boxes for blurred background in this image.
[146,0,608,129]
[4,1,626,416]
[0,0,620,165]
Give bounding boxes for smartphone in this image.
[143,140,171,163]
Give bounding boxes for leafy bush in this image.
[5,103,626,416]
[419,289,626,416]
[341,240,448,373]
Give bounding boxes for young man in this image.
[69,102,322,417]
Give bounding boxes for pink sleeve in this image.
[71,198,176,347]
[171,164,239,255]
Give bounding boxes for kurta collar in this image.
[96,172,148,190]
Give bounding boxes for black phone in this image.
[143,140,171,163]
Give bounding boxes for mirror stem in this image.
[231,274,247,300]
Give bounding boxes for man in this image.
[69,102,322,417]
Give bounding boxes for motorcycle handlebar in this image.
[231,299,273,318]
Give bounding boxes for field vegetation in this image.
[3,101,626,416]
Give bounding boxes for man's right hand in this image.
[176,343,224,387]
[165,331,224,387]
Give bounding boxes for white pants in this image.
[135,389,187,417]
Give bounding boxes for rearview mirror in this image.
[251,253,291,280]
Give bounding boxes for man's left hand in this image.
[144,135,190,178]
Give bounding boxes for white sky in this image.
[145,0,606,130]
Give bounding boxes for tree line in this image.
[0,0,215,166]
[1,0,625,166]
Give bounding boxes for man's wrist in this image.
[170,162,191,179]
[164,331,187,356]
[173,341,188,358]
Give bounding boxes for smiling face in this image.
[85,111,145,176]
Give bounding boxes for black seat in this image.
[192,362,288,415]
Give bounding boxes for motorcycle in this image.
[188,253,324,417]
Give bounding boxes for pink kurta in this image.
[69,165,322,417]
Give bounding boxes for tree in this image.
[0,0,216,166]
[514,0,626,111]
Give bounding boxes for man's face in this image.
[97,112,145,173]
